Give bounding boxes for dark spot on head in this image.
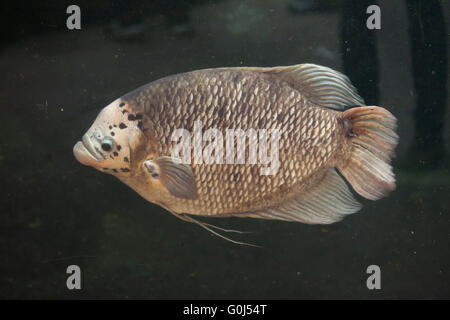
[119,123,127,129]
[112,168,118,173]
[113,124,117,128]
[152,173,159,178]
[123,157,129,162]
[110,131,115,136]
[137,121,143,129]
[109,125,112,129]
[113,151,118,157]
[119,102,125,107]
[117,145,122,151]
[122,109,128,114]
[128,114,136,121]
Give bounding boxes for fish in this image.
[73,63,398,243]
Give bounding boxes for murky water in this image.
[0,0,448,299]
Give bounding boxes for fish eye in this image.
[101,138,114,152]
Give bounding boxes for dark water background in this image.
[0,0,448,299]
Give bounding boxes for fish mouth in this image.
[73,135,103,166]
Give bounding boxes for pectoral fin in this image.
[147,156,198,199]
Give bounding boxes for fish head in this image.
[73,98,148,176]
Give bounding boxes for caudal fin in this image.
[338,106,399,200]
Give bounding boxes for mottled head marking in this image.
[73,98,145,176]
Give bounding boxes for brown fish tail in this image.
[338,106,399,200]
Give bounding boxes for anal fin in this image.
[240,168,362,224]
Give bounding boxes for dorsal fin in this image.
[231,64,365,110]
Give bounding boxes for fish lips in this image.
[73,135,103,166]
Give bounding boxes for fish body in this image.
[74,64,398,225]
